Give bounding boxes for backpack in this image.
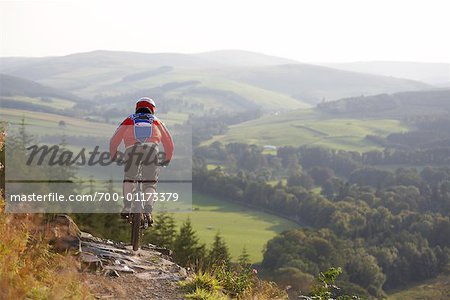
[131,113,155,143]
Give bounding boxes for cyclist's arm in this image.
[157,120,174,162]
[110,117,132,160]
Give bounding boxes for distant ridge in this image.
[218,63,431,104]
[317,88,450,118]
[324,61,450,86]
[193,49,299,66]
[0,73,82,101]
[0,50,435,110]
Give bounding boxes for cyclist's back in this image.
[109,97,174,221]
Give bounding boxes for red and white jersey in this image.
[109,113,174,161]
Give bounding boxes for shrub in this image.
[180,270,222,294]
[181,264,288,300]
[304,267,360,300]
[216,264,254,297]
[185,287,228,300]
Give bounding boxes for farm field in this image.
[208,108,408,151]
[164,193,300,263]
[0,107,115,137]
[0,107,188,137]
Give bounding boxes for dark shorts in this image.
[123,143,160,190]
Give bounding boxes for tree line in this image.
[193,143,450,297]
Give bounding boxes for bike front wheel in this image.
[131,213,141,251]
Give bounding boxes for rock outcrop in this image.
[46,215,187,299]
[45,214,82,252]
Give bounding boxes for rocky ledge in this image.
[45,214,188,300]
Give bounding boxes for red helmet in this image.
[136,97,156,113]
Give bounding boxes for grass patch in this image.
[0,108,115,137]
[1,108,186,139]
[267,179,287,187]
[0,201,89,299]
[206,164,220,170]
[168,193,299,263]
[387,274,450,300]
[180,264,288,300]
[208,108,408,151]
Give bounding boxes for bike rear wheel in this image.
[131,213,141,251]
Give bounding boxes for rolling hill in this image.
[0,74,85,115]
[193,49,299,66]
[325,61,450,86]
[207,108,407,151]
[217,63,430,104]
[0,50,434,113]
[208,89,450,151]
[0,73,81,102]
[317,89,450,118]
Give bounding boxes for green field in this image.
[2,95,76,109]
[165,193,300,263]
[387,274,450,299]
[0,108,115,137]
[208,108,408,151]
[0,107,188,137]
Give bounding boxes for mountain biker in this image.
[109,97,174,224]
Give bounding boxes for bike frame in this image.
[130,163,148,251]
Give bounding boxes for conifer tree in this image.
[145,211,177,249]
[173,218,206,268]
[238,246,251,267]
[208,232,230,266]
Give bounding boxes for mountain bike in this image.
[127,163,151,251]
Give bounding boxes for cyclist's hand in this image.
[160,160,170,167]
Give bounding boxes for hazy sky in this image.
[1,0,449,62]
